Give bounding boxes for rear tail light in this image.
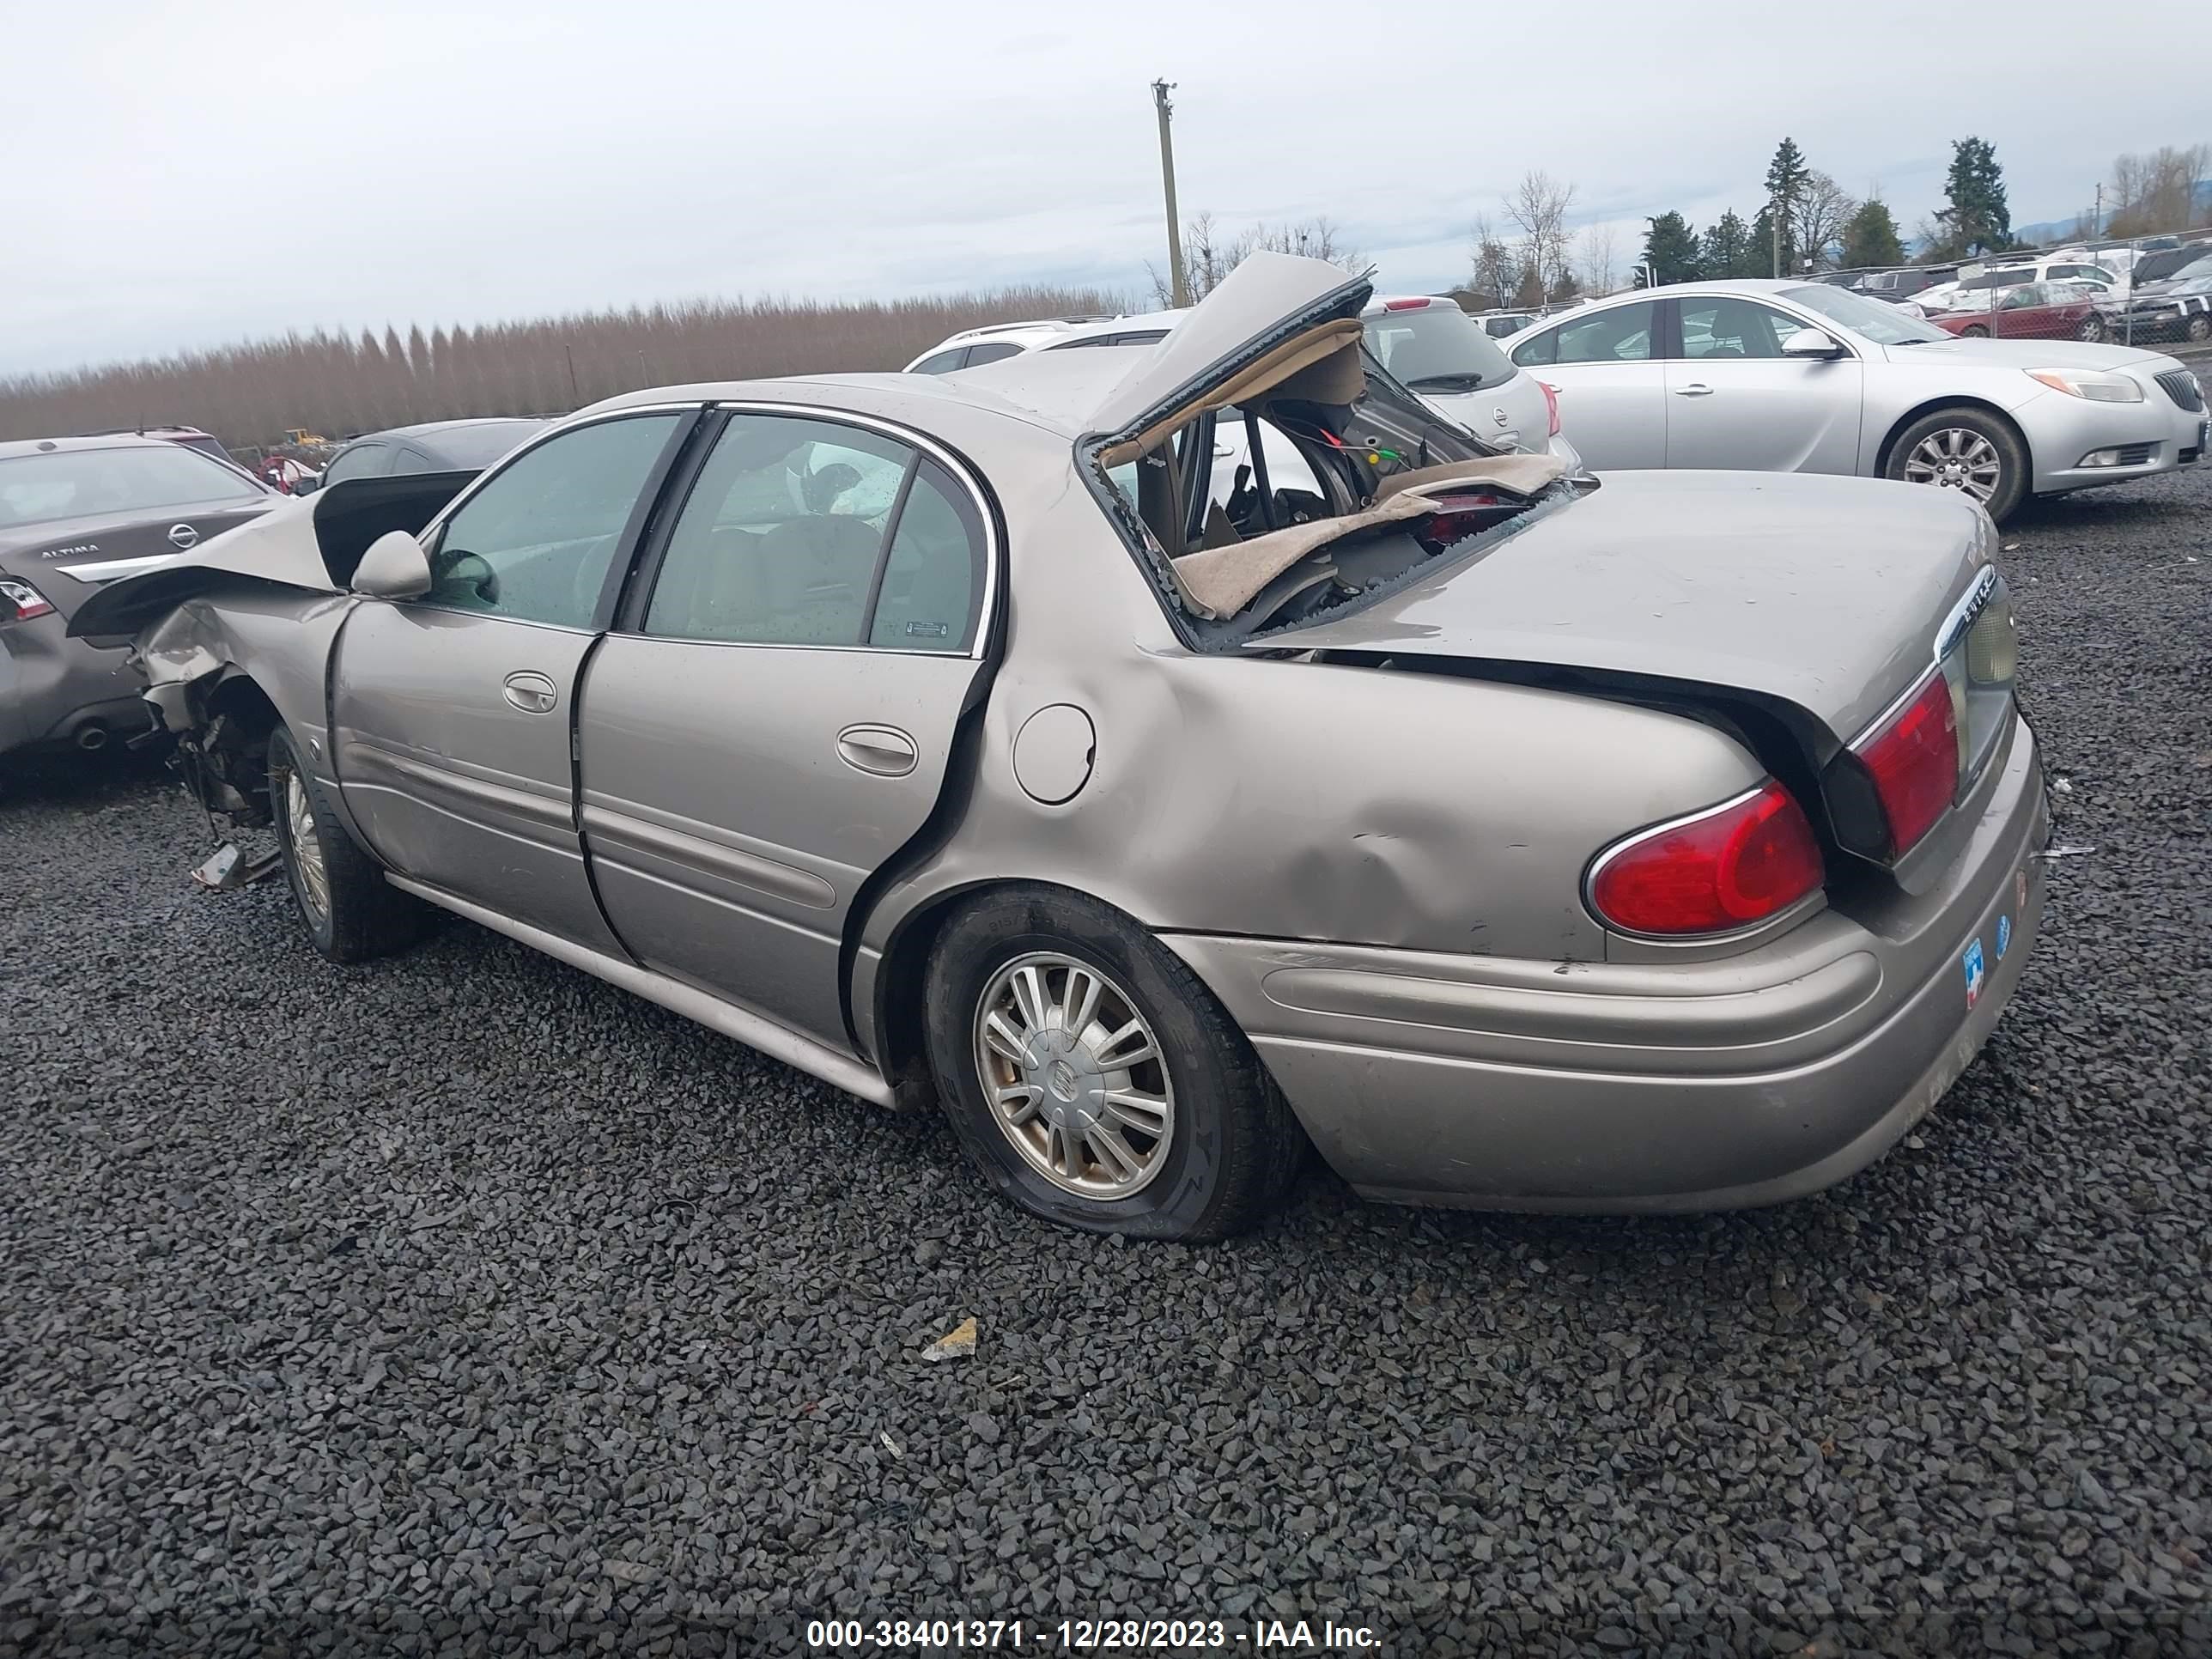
[1838,569,2017,861]
[1383,297,1431,311]
[1587,780,1826,937]
[1538,380,1561,437]
[1853,671,1959,855]
[0,577,56,623]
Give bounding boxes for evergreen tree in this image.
[1638,212,1702,286]
[1839,198,1905,270]
[1763,137,1811,273]
[1699,210,1753,279]
[1936,137,2012,257]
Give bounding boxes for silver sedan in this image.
[1507,279,2206,520]
[77,256,2046,1240]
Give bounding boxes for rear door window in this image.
[1512,301,1656,367]
[908,348,968,374]
[961,341,1024,367]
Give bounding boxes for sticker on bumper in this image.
[1964,938,1986,1008]
[1996,915,2013,960]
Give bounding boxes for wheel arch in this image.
[864,875,1187,1112]
[1875,395,2033,480]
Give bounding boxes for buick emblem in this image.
[167,522,199,550]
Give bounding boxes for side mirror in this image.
[352,530,433,600]
[292,474,321,495]
[1781,328,1844,360]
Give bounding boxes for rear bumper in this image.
[0,612,153,756]
[1166,715,2048,1212]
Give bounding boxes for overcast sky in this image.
[5,0,2208,377]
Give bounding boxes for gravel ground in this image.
[3,467,2209,1659]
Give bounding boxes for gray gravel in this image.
[3,465,2209,1658]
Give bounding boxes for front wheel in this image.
[267,726,436,963]
[1886,406,2029,523]
[2188,314,2212,343]
[2076,316,2106,342]
[1960,324,1990,338]
[921,886,1304,1240]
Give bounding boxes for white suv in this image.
[903,318,1121,374]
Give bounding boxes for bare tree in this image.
[2107,144,2211,237]
[1468,212,1517,309]
[1576,222,1620,295]
[1503,171,1577,297]
[1789,171,1858,270]
[1149,212,1364,307]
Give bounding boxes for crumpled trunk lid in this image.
[1261,468,1995,750]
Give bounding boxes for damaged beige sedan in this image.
[75,254,2048,1240]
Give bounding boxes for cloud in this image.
[4,0,2206,374]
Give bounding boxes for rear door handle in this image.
[501,671,559,714]
[836,724,918,777]
[1674,382,1715,397]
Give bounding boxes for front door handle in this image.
[501,671,559,714]
[836,724,919,777]
[1674,382,1715,397]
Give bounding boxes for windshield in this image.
[0,444,262,531]
[1781,285,1946,345]
[1361,303,1516,391]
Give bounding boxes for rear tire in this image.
[267,726,435,963]
[2076,316,2106,342]
[2188,314,2212,343]
[1960,324,1990,338]
[1885,405,2029,524]
[921,885,1304,1241]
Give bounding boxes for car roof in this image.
[0,433,179,462]
[344,417,542,443]
[582,354,1149,444]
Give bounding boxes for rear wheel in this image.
[1886,406,2028,523]
[1960,324,1990,338]
[2076,316,2106,342]
[267,726,435,963]
[2188,315,2212,343]
[921,885,1304,1240]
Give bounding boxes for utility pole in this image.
[1152,80,1188,307]
[2094,182,2103,235]
[1771,200,1782,279]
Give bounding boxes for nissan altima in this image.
[75,255,2047,1240]
[1506,279,2204,520]
[1,434,276,762]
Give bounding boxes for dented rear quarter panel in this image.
[847,418,1770,1059]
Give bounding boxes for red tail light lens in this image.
[1589,780,1826,937]
[0,577,56,623]
[1383,297,1431,311]
[1853,670,1960,856]
[1538,380,1561,438]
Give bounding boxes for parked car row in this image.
[29,253,2063,1243]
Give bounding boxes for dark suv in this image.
[1,434,276,760]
